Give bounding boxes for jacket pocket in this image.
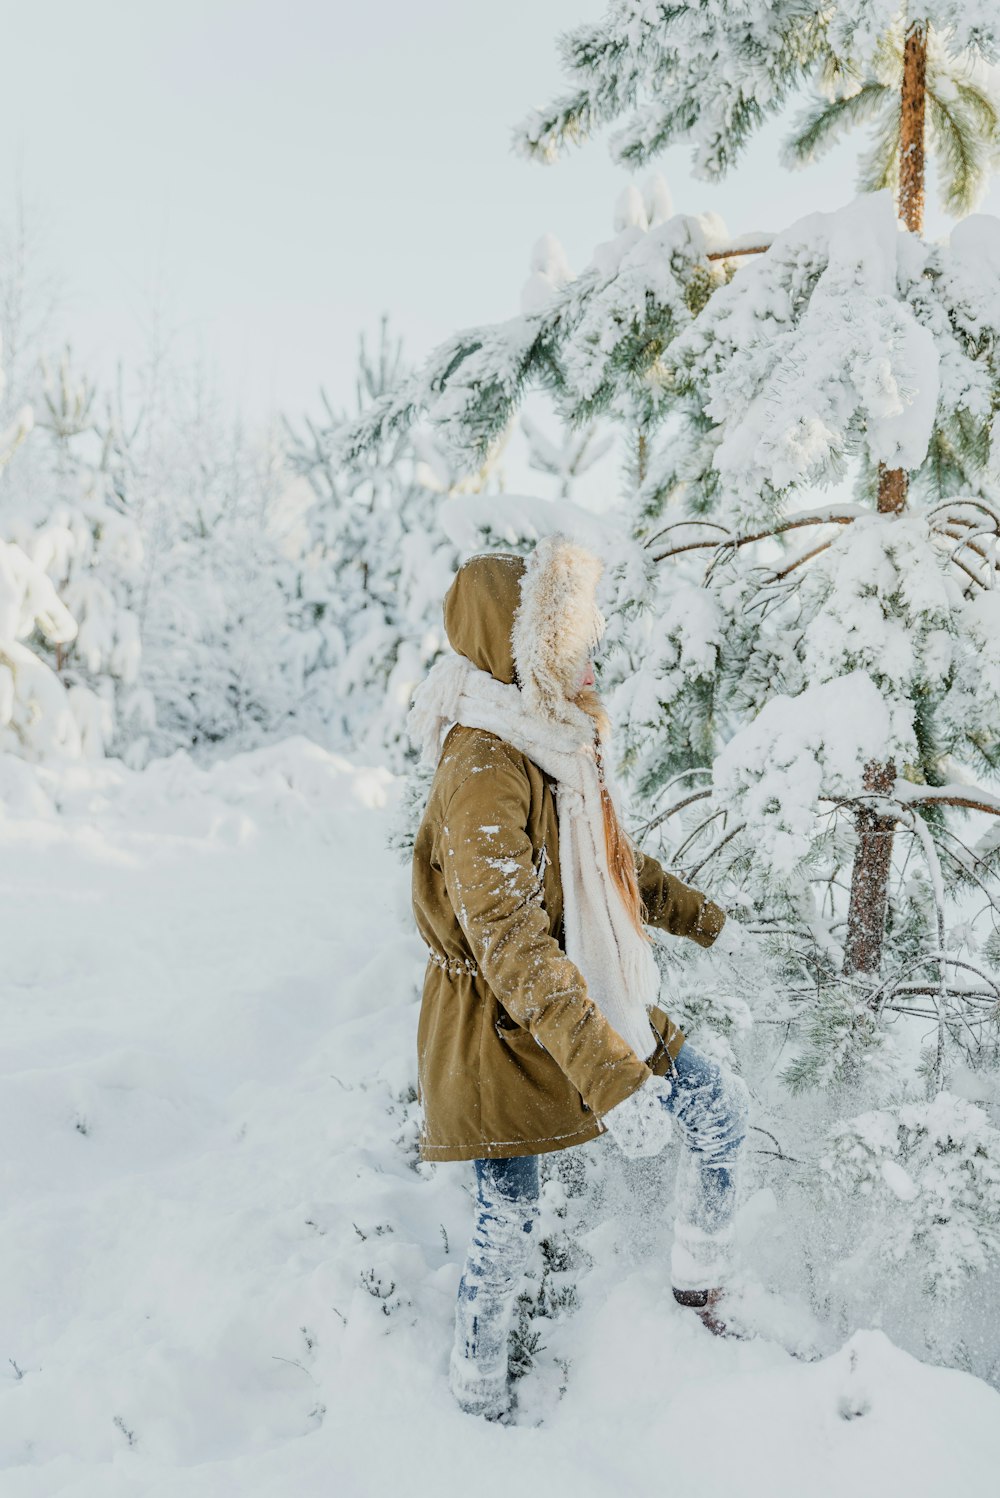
[493,1000,546,1048]
[494,1009,548,1055]
[493,1001,521,1037]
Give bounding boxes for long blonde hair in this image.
[574,686,650,940]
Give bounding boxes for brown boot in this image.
[673,1286,746,1339]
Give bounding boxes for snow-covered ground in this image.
[2,737,999,1497]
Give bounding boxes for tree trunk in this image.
[898,22,927,236]
[844,761,898,978]
[841,20,927,978]
[877,462,907,514]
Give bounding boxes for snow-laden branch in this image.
[706,241,773,262]
[894,782,1000,818]
[929,497,1000,531]
[649,503,869,563]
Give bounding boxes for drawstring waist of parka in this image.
[424,946,480,979]
[423,917,568,981]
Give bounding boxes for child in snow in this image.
[407,535,751,1420]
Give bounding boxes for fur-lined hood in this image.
[442,536,605,727]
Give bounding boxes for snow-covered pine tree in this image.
[28,349,147,754]
[129,401,304,760]
[0,341,148,759]
[86,336,303,760]
[515,1,1000,777]
[0,397,84,757]
[342,4,1000,1343]
[284,318,464,769]
[0,207,151,760]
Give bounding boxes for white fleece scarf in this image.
[408,651,661,1062]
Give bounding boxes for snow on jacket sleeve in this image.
[439,746,654,1119]
[634,848,727,947]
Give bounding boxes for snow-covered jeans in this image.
[449,1043,749,1413]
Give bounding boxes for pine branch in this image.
[670,808,727,866]
[705,243,773,261]
[925,823,1000,919]
[512,17,643,162]
[896,785,1000,818]
[857,108,900,194]
[638,786,714,837]
[928,497,1000,531]
[766,537,835,580]
[685,821,747,882]
[337,376,423,466]
[514,88,615,164]
[514,6,828,179]
[649,504,867,563]
[782,82,891,169]
[926,81,992,217]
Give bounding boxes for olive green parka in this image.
[411,549,727,1162]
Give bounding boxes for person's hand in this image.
[711,917,751,960]
[601,1072,674,1159]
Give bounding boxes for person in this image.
[407,535,751,1421]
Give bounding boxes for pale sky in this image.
[2,1,996,432]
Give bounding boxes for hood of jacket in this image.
[442,536,606,717]
[443,550,525,685]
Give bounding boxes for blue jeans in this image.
[450,1044,749,1401]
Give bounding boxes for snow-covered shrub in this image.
[822,1093,1000,1297]
[0,320,156,761]
[0,337,143,760]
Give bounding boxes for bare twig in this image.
[670,807,727,866]
[685,821,747,881]
[749,1124,801,1163]
[638,786,714,837]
